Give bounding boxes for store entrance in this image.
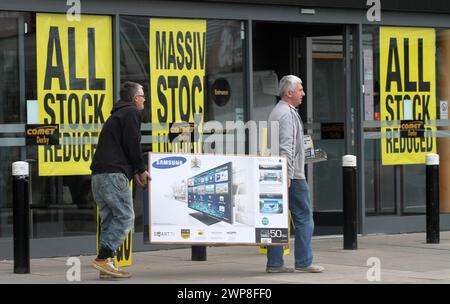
[252,21,352,235]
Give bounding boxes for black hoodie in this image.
[90,100,145,180]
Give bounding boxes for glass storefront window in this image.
[436,29,450,215]
[120,16,245,124]
[363,25,450,216]
[0,12,30,238]
[0,13,19,124]
[363,27,396,215]
[204,20,245,123]
[0,12,99,239]
[0,147,20,238]
[120,16,246,231]
[2,13,247,240]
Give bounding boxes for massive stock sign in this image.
[150,18,206,154]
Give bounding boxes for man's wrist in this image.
[137,167,146,174]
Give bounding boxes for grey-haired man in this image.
[91,81,151,278]
[266,75,324,274]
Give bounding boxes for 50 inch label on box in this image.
[255,228,289,243]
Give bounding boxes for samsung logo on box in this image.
[152,156,187,169]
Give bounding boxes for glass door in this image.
[307,35,345,213]
[295,28,357,232]
[303,35,346,231]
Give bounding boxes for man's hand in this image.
[288,178,291,188]
[134,170,151,188]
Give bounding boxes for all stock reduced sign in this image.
[380,27,437,165]
[36,14,113,176]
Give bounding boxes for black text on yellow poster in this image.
[380,27,436,165]
[149,18,206,153]
[36,14,113,175]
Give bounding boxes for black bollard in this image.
[191,245,207,261]
[342,155,357,250]
[12,161,30,273]
[426,154,440,244]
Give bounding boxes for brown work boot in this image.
[92,258,131,278]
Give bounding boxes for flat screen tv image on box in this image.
[259,194,283,214]
[187,162,233,225]
[259,164,282,183]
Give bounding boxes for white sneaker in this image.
[295,264,324,273]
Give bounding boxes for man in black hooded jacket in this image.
[90,81,150,278]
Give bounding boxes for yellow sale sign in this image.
[149,18,206,153]
[380,27,436,165]
[36,14,113,175]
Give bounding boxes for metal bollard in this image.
[12,161,30,273]
[342,155,357,250]
[426,154,440,244]
[191,245,207,261]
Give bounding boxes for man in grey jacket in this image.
[266,75,324,273]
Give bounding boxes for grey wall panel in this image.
[365,214,450,234]
[0,233,187,260]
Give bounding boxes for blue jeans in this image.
[92,173,134,253]
[267,179,314,268]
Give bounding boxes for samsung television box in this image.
[147,153,289,245]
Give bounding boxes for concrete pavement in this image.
[1,231,450,284]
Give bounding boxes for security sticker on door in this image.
[441,101,448,120]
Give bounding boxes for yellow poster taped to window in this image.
[36,14,113,175]
[380,27,436,165]
[149,18,205,153]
